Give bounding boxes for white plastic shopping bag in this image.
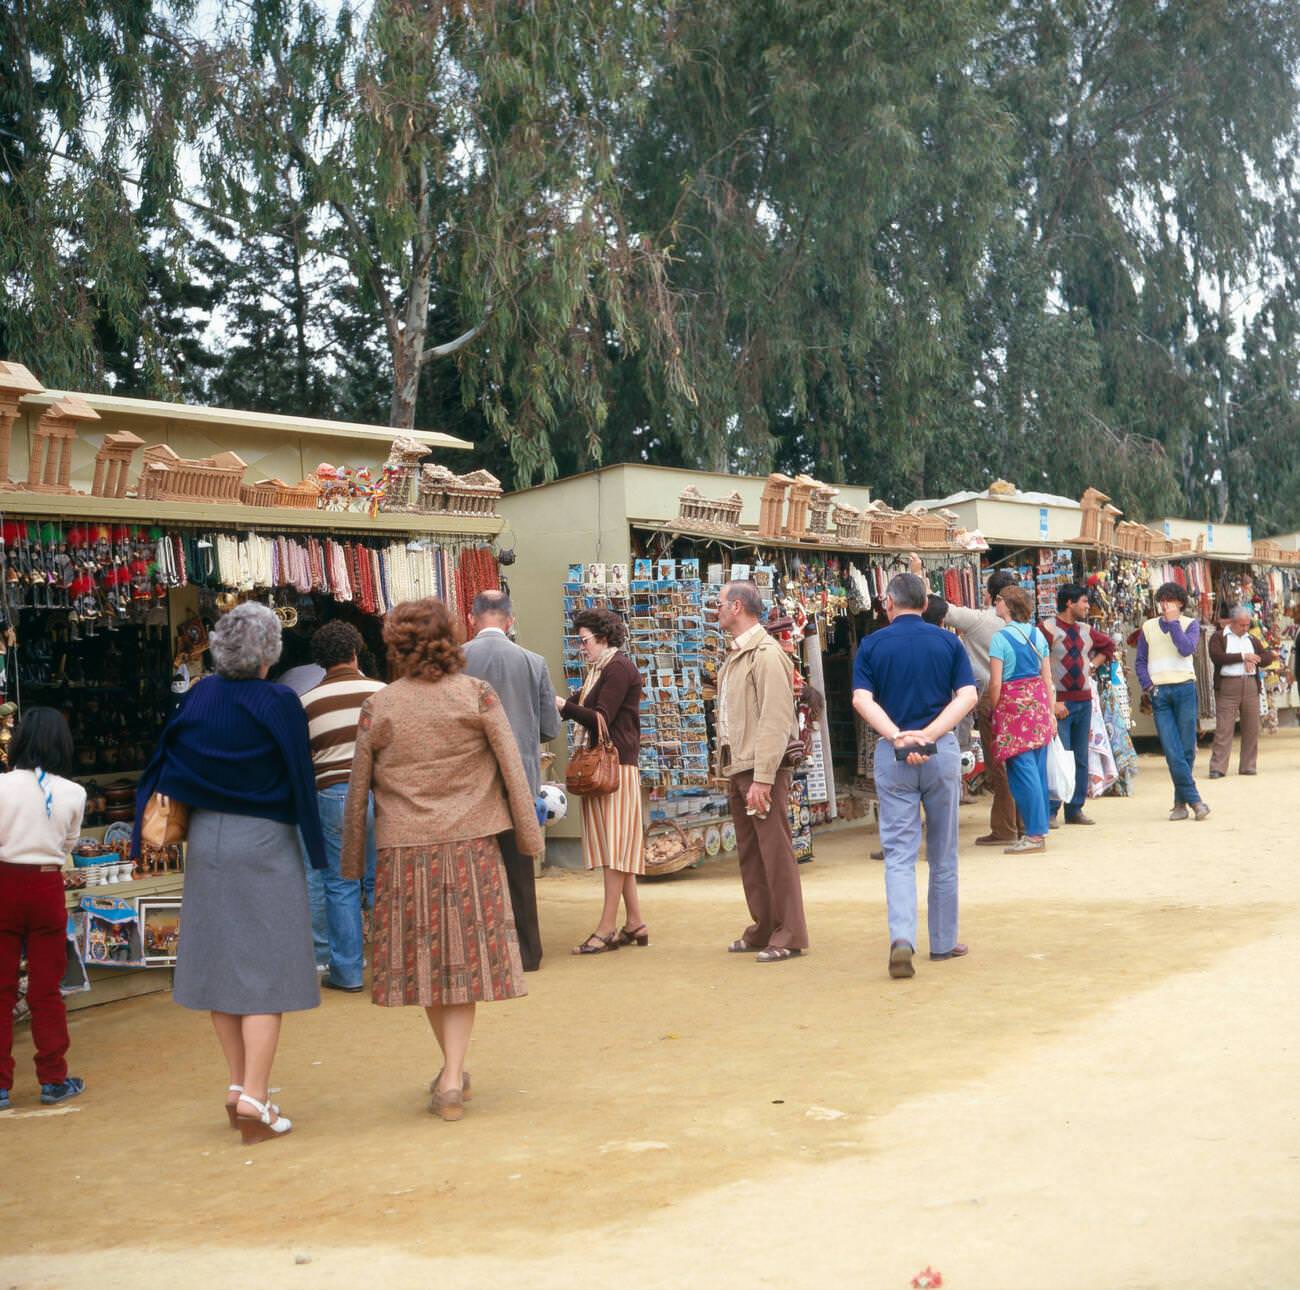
[1046,735,1075,801]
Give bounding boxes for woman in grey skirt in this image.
[135,603,326,1144]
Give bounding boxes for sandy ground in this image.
[3,732,1299,1289]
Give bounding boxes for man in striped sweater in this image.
[300,621,385,992]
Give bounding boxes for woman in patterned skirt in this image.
[557,607,647,955]
[341,598,542,1121]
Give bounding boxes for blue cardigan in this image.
[134,676,327,868]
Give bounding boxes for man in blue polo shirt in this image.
[852,573,978,980]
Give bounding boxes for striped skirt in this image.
[370,836,525,1008]
[579,764,646,874]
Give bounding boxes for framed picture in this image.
[138,899,183,966]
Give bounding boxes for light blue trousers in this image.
[873,732,961,954]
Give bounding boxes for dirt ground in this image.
[3,732,1300,1290]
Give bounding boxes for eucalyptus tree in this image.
[983,0,1300,521]
[613,0,1013,496]
[188,0,687,481]
[0,0,192,389]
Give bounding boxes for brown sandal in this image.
[429,1084,464,1121]
[572,931,620,955]
[616,924,649,947]
[429,1069,472,1102]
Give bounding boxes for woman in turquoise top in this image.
[986,586,1055,854]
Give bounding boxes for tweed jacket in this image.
[462,628,560,795]
[715,625,800,785]
[341,672,544,879]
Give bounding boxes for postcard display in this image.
[562,559,816,863]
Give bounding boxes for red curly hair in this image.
[383,598,465,681]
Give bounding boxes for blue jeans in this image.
[873,733,961,955]
[303,784,376,988]
[1049,699,1091,819]
[1151,681,1201,806]
[1005,744,1050,837]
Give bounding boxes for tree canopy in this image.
[2,0,1299,532]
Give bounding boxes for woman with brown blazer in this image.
[342,598,543,1121]
[1207,606,1276,777]
[556,607,647,955]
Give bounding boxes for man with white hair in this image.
[1208,605,1276,778]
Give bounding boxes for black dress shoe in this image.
[322,978,364,993]
[1208,770,1225,779]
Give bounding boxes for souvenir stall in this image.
[0,363,504,1009]
[501,464,983,870]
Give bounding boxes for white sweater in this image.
[0,769,86,867]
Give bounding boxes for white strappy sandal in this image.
[225,1084,278,1128]
[235,1092,293,1144]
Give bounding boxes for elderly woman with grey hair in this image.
[134,602,326,1145]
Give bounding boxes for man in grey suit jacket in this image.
[462,589,560,970]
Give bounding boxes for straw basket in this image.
[643,821,705,877]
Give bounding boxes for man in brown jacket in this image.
[1208,606,1276,777]
[716,581,809,963]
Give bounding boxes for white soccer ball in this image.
[960,749,977,776]
[539,782,568,824]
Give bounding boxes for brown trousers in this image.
[1209,676,1261,775]
[727,768,809,950]
[977,699,1019,839]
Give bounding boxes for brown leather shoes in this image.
[888,940,915,979]
[975,833,1018,847]
[930,943,970,962]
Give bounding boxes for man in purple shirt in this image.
[1136,582,1209,820]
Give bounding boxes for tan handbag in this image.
[139,793,190,849]
[565,712,621,797]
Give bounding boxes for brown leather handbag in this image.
[139,793,190,849]
[565,712,620,797]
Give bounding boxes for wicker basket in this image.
[643,821,705,877]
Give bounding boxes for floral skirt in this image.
[370,837,525,1008]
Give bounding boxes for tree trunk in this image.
[388,167,434,429]
[290,213,309,413]
[390,335,421,429]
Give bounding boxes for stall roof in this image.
[910,487,1079,510]
[20,391,473,451]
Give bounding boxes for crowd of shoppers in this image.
[5,556,1287,1120]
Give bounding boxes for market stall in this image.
[500,465,984,870]
[0,363,505,1009]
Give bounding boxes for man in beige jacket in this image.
[716,581,809,963]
